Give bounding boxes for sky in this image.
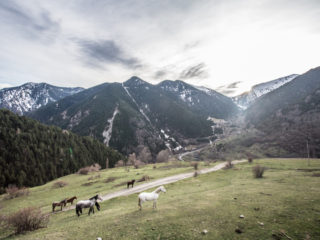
[0,0,319,96]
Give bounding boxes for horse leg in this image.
[138,198,142,211]
[153,200,157,209]
[52,204,55,212]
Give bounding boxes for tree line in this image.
[0,109,124,193]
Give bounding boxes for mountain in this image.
[245,67,320,157]
[0,82,84,115]
[29,77,239,158]
[233,74,298,109]
[158,80,238,119]
[0,109,123,193]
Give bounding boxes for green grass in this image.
[1,158,320,240]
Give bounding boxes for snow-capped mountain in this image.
[158,80,238,119]
[0,82,84,115]
[233,74,299,109]
[29,77,239,157]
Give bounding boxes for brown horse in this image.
[52,198,67,212]
[127,179,135,188]
[66,196,77,205]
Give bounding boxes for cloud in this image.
[0,1,59,40]
[77,39,142,69]
[179,63,208,79]
[154,70,167,79]
[0,83,13,89]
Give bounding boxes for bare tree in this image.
[156,149,170,163]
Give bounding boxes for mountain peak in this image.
[124,76,149,86]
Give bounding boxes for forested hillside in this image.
[0,109,124,193]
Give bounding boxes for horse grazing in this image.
[66,196,77,205]
[75,195,102,217]
[138,185,166,210]
[127,179,135,188]
[52,198,67,212]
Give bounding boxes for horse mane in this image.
[155,186,162,193]
[90,195,98,200]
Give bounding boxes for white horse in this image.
[76,194,102,217]
[138,186,166,210]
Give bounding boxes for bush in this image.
[5,185,29,199]
[6,207,49,234]
[115,160,125,167]
[248,157,253,163]
[191,162,199,170]
[52,181,68,188]
[137,175,150,182]
[77,163,101,175]
[104,177,117,183]
[253,165,266,178]
[224,160,233,169]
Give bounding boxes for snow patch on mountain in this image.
[233,74,299,109]
[122,83,152,124]
[102,106,119,146]
[0,82,83,115]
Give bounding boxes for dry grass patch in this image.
[4,185,29,200]
[52,181,68,188]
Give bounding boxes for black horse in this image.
[127,179,135,188]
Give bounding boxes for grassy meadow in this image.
[1,158,320,239]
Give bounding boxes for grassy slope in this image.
[1,159,320,240]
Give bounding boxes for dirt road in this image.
[63,160,245,212]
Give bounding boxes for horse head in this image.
[160,186,166,193]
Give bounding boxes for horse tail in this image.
[138,197,142,208]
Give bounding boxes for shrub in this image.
[137,175,150,182]
[156,149,170,163]
[248,157,253,163]
[115,160,125,167]
[191,162,199,170]
[253,165,266,178]
[6,207,49,234]
[104,177,117,183]
[5,185,29,199]
[88,174,101,181]
[52,181,68,188]
[77,163,101,175]
[224,160,233,169]
[78,167,90,175]
[134,160,145,169]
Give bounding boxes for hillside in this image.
[0,158,319,239]
[0,82,83,115]
[244,67,320,157]
[29,77,238,157]
[233,74,298,109]
[0,109,123,193]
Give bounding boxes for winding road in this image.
[62,159,246,212]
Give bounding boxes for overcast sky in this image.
[0,0,319,96]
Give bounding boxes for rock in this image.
[202,229,208,235]
[239,214,245,218]
[235,228,243,234]
[258,221,264,226]
[96,238,102,240]
[254,207,260,211]
[152,227,156,230]
[234,197,237,200]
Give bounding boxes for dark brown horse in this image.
[66,196,77,205]
[127,179,135,188]
[52,198,67,212]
